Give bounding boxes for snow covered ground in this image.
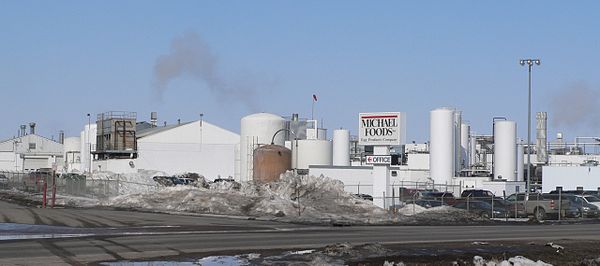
[2,171,481,225]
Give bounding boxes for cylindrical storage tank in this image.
[454,111,462,175]
[460,123,470,170]
[516,138,524,182]
[292,139,333,170]
[252,145,292,183]
[430,108,455,184]
[470,132,477,166]
[240,113,286,182]
[332,129,350,166]
[494,120,517,181]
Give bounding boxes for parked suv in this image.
[461,189,495,199]
[419,191,456,206]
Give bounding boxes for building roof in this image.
[136,122,192,139]
[0,134,61,145]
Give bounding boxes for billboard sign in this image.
[359,112,404,146]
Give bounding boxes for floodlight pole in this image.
[520,59,540,195]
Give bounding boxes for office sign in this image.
[365,155,392,165]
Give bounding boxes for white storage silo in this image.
[493,120,517,181]
[470,132,477,166]
[64,137,81,172]
[516,138,524,182]
[80,123,97,173]
[292,139,332,170]
[240,113,286,182]
[332,129,350,166]
[430,108,455,185]
[460,123,470,170]
[454,111,462,175]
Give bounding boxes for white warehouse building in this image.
[92,119,240,180]
[0,125,64,172]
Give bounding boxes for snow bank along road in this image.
[2,201,600,264]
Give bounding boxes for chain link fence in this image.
[0,171,159,202]
[343,182,600,221]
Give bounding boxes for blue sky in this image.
[1,1,600,143]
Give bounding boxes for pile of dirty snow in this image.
[109,172,393,224]
[473,255,551,266]
[107,172,478,224]
[89,170,165,195]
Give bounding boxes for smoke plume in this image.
[550,82,600,130]
[154,32,259,110]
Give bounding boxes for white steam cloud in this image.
[154,32,259,110]
[550,82,600,130]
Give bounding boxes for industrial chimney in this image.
[29,122,36,135]
[150,112,158,127]
[536,112,548,164]
[59,130,65,144]
[20,125,26,137]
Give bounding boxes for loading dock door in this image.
[23,158,48,171]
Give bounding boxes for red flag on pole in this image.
[313,94,318,101]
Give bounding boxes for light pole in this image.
[519,58,540,194]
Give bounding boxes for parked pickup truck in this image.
[505,193,570,221]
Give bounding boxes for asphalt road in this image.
[2,200,600,265]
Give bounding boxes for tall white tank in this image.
[292,139,333,170]
[64,137,81,172]
[332,129,350,166]
[430,108,455,185]
[494,120,517,181]
[470,131,477,166]
[80,123,97,173]
[240,113,286,182]
[460,123,470,170]
[516,138,524,182]
[454,111,462,175]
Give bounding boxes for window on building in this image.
[29,143,36,150]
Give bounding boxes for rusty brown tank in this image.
[253,144,292,183]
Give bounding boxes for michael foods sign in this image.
[359,112,405,146]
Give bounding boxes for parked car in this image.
[354,194,373,201]
[452,200,508,218]
[544,194,600,218]
[414,199,447,208]
[549,190,600,197]
[576,195,600,209]
[0,174,8,184]
[492,198,527,218]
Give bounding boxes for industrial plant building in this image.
[2,106,600,205]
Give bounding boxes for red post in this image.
[42,177,47,208]
[51,171,56,208]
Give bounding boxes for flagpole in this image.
[311,94,317,120]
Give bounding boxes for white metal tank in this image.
[430,108,455,184]
[64,137,81,153]
[240,113,286,182]
[80,123,97,173]
[292,139,333,170]
[516,138,524,182]
[470,131,477,166]
[460,123,470,170]
[332,129,350,166]
[454,111,462,175]
[494,120,517,181]
[64,137,81,172]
